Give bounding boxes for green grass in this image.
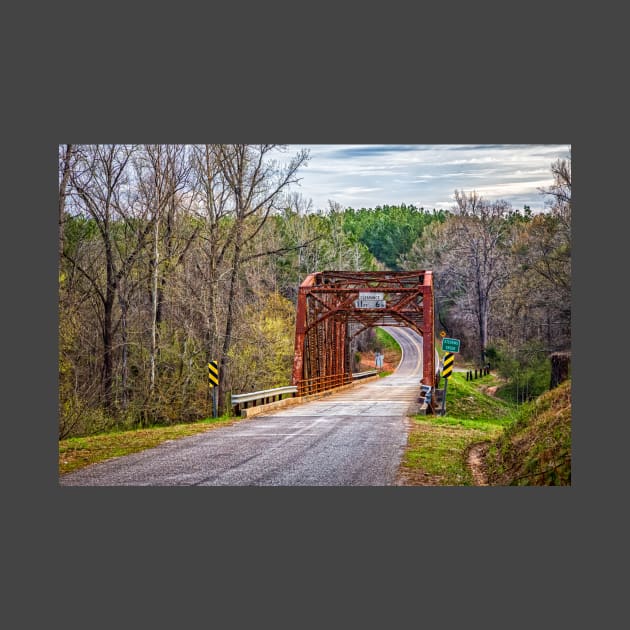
[439,372,515,426]
[369,327,401,375]
[484,380,571,485]
[402,419,502,485]
[399,372,517,485]
[375,327,401,351]
[59,415,235,476]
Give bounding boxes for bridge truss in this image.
[292,270,436,401]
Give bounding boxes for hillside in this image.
[483,379,571,485]
[397,371,515,485]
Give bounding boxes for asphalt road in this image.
[59,327,424,487]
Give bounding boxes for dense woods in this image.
[59,145,571,437]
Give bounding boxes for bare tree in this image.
[407,191,513,365]
[212,144,309,409]
[540,156,571,213]
[188,144,235,362]
[68,144,158,409]
[136,145,192,401]
[511,155,572,350]
[58,144,76,266]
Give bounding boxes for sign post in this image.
[439,339,459,415]
[208,361,219,418]
[440,352,454,415]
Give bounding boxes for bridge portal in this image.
[292,270,437,409]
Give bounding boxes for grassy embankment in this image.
[376,327,403,376]
[484,379,571,485]
[399,371,571,486]
[59,415,235,476]
[399,371,515,485]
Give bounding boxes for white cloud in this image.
[467,178,554,199]
[281,144,570,212]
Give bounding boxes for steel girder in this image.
[292,271,435,395]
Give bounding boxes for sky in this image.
[278,144,571,213]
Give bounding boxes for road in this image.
[59,327,424,486]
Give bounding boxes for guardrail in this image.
[352,370,378,379]
[231,371,380,414]
[231,385,298,415]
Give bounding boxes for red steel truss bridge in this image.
[292,270,437,403]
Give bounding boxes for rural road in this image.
[59,327,424,486]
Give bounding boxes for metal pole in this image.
[212,386,218,419]
[441,377,448,416]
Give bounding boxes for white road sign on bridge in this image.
[354,292,386,308]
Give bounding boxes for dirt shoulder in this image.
[465,441,491,486]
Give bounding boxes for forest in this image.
[58,145,571,438]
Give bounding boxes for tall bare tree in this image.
[508,154,572,350]
[137,145,191,401]
[58,144,76,266]
[68,144,158,409]
[188,144,234,363]
[403,191,513,365]
[212,144,308,408]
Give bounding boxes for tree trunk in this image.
[103,288,115,410]
[156,195,175,333]
[149,215,160,398]
[219,237,242,413]
[550,352,570,388]
[478,291,488,366]
[120,295,129,411]
[58,144,75,266]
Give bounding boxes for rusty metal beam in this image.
[291,273,316,387]
[421,272,435,389]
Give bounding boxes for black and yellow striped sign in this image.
[208,361,219,387]
[442,352,454,379]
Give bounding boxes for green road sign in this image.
[441,337,460,353]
